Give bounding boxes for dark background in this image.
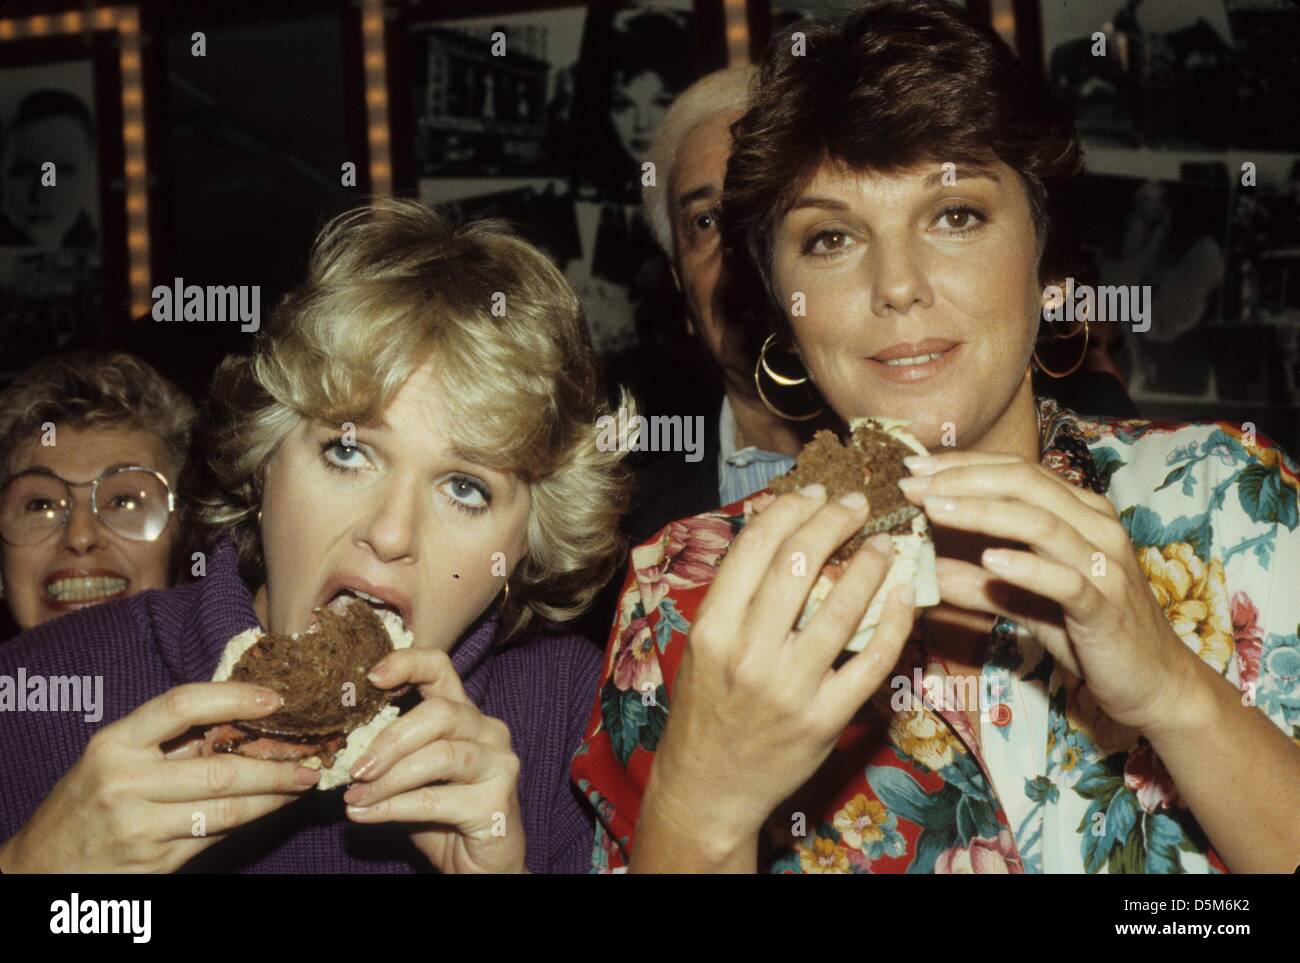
[0,0,1297,444]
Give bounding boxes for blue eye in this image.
[441,475,490,515]
[320,438,374,473]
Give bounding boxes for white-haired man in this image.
[573,67,810,648]
[626,65,806,542]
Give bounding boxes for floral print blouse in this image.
[571,397,1300,873]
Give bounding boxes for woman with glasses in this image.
[0,351,193,636]
[0,200,632,874]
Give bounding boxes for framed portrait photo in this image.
[384,0,726,396]
[0,28,128,386]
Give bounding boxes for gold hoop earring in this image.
[759,333,809,387]
[498,580,510,611]
[256,509,263,525]
[754,334,824,421]
[1033,317,1090,379]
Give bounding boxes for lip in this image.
[866,339,962,383]
[314,573,413,627]
[42,568,130,612]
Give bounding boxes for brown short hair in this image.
[186,199,634,644]
[0,350,195,480]
[722,0,1083,343]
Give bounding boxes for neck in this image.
[722,377,805,456]
[969,368,1041,461]
[252,582,269,631]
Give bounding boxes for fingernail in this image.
[897,475,930,493]
[366,664,388,684]
[343,784,368,804]
[924,496,958,514]
[255,688,282,709]
[983,549,1012,571]
[798,483,826,500]
[350,753,377,780]
[346,805,371,817]
[867,533,892,553]
[838,491,867,509]
[295,766,320,786]
[903,455,938,475]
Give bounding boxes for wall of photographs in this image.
[2,0,1296,448]
[384,0,730,417]
[0,8,141,386]
[1034,0,1300,445]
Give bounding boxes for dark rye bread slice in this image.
[769,424,922,563]
[228,600,397,740]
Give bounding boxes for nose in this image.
[869,236,934,317]
[61,496,103,555]
[354,476,420,565]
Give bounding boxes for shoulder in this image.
[1074,413,1299,529]
[482,626,605,718]
[1079,414,1300,692]
[584,500,749,758]
[0,591,158,676]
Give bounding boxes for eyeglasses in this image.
[0,465,176,547]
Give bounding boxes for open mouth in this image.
[310,582,409,630]
[44,572,129,608]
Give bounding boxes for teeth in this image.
[351,589,387,605]
[883,352,945,367]
[46,576,128,602]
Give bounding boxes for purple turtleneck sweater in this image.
[0,540,602,873]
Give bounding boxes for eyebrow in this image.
[676,184,718,212]
[7,463,144,484]
[786,195,851,214]
[788,165,1004,214]
[922,164,1001,188]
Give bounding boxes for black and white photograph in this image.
[402,1,709,394]
[0,53,106,385]
[1072,173,1232,399]
[1042,0,1300,152]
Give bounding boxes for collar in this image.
[719,395,797,468]
[1035,395,1109,494]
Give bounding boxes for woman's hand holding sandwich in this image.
[0,682,321,873]
[343,648,526,874]
[630,486,917,873]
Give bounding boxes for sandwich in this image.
[201,594,412,790]
[761,416,940,651]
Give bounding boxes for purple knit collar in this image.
[191,539,502,691]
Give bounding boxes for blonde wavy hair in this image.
[187,199,634,644]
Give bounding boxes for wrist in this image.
[637,751,762,870]
[1143,649,1221,744]
[0,832,27,874]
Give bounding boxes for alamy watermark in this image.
[890,666,1006,717]
[0,669,103,723]
[596,408,705,463]
[151,277,260,332]
[1043,277,1150,333]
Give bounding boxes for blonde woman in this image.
[0,200,631,873]
[0,351,194,635]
